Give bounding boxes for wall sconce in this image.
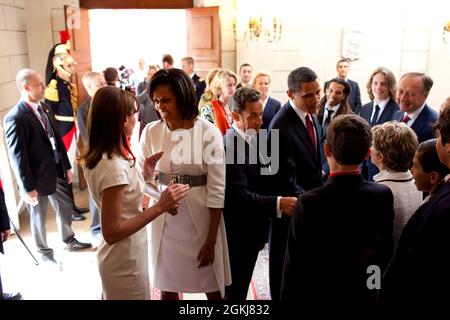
[443,21,450,43]
[233,15,282,43]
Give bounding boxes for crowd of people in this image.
[1,39,450,309]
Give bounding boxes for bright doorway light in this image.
[89,9,187,72]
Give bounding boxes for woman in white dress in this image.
[139,69,231,300]
[81,86,190,300]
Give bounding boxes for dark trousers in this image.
[226,237,263,300]
[268,215,290,300]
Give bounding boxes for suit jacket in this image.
[4,101,71,196]
[359,99,399,126]
[393,104,438,143]
[223,128,277,248]
[269,103,323,197]
[360,99,400,180]
[0,187,9,254]
[325,79,362,114]
[192,73,206,105]
[281,174,394,306]
[76,97,90,144]
[138,92,159,137]
[262,97,281,130]
[382,180,450,307]
[136,79,148,97]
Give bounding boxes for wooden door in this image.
[65,6,91,189]
[186,6,221,79]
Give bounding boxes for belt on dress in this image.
[156,172,207,187]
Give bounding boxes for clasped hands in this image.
[144,151,190,216]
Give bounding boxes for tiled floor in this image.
[1,186,268,300]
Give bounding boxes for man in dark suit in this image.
[268,67,324,300]
[0,179,22,300]
[236,63,252,89]
[4,69,91,264]
[223,87,297,300]
[281,114,394,307]
[393,72,438,143]
[77,71,106,239]
[359,67,399,181]
[326,58,362,114]
[252,72,281,130]
[181,57,205,105]
[382,107,450,308]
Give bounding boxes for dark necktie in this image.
[38,105,59,163]
[402,114,411,124]
[305,114,316,149]
[324,108,334,127]
[37,105,49,132]
[370,104,380,127]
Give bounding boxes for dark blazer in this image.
[136,79,148,97]
[192,73,206,105]
[0,187,9,254]
[359,99,399,126]
[269,103,323,196]
[262,97,281,130]
[393,104,438,143]
[76,97,90,144]
[4,101,71,196]
[223,128,277,299]
[281,174,394,306]
[138,92,159,137]
[267,102,323,300]
[359,99,400,181]
[347,79,362,114]
[382,180,450,307]
[325,78,362,114]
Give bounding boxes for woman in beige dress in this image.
[139,68,231,300]
[81,86,189,299]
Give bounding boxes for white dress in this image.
[84,154,150,300]
[138,118,231,297]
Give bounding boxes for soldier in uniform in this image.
[44,31,88,220]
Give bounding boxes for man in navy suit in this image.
[359,67,399,181]
[268,66,323,300]
[393,72,438,143]
[252,72,281,130]
[4,69,91,264]
[181,56,205,105]
[326,58,362,114]
[281,114,394,307]
[223,87,297,300]
[382,107,450,308]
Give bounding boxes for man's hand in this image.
[66,170,73,184]
[25,190,38,206]
[1,229,11,242]
[280,196,298,215]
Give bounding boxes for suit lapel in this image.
[18,101,49,140]
[411,105,429,133]
[377,99,395,124]
[287,106,318,159]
